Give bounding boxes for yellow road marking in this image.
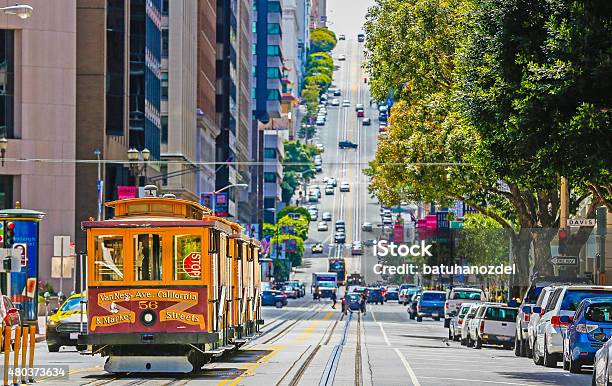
[295,310,335,343]
[217,345,285,386]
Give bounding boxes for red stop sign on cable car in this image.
[183,252,202,278]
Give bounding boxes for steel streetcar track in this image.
[319,312,353,386]
[261,304,325,344]
[277,310,341,386]
[80,377,121,386]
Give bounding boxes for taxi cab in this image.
[46,293,87,352]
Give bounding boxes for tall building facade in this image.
[216,0,253,220]
[196,0,218,197]
[158,0,199,201]
[0,0,77,290]
[253,0,285,223]
[76,0,162,249]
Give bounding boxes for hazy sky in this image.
[326,0,375,38]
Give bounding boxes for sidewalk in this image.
[35,316,46,342]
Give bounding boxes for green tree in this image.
[310,28,337,53]
[277,215,309,240]
[301,83,321,117]
[277,205,311,222]
[306,52,334,72]
[281,171,300,204]
[304,73,332,92]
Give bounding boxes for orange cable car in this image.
[79,195,262,373]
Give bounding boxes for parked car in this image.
[338,140,358,149]
[468,304,518,349]
[333,89,341,97]
[339,34,346,40]
[527,286,556,360]
[311,243,324,254]
[449,303,473,341]
[416,291,447,322]
[366,288,385,304]
[322,211,332,221]
[461,303,481,346]
[317,221,328,231]
[407,293,421,320]
[516,276,593,358]
[564,297,612,373]
[534,285,612,368]
[362,117,371,126]
[340,182,350,192]
[357,33,365,42]
[338,54,346,61]
[444,288,485,328]
[593,335,612,386]
[46,293,85,352]
[261,290,287,308]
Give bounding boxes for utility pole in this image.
[560,177,569,229]
[597,207,607,284]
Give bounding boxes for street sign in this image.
[568,218,596,227]
[550,256,579,266]
[183,252,202,278]
[53,235,71,256]
[12,243,27,266]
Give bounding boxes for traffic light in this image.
[2,256,10,271]
[4,221,14,248]
[558,228,568,255]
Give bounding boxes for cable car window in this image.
[173,235,202,280]
[134,234,163,281]
[94,235,124,281]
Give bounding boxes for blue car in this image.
[261,290,287,308]
[366,288,384,304]
[346,293,364,312]
[417,291,447,322]
[563,297,612,373]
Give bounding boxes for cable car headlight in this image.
[141,310,156,326]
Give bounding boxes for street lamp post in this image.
[0,4,33,19]
[127,148,151,186]
[211,183,248,216]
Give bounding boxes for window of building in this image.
[106,0,125,136]
[0,30,15,139]
[267,23,281,35]
[0,175,13,210]
[161,115,168,144]
[162,0,169,16]
[252,43,256,55]
[266,67,281,79]
[94,235,124,281]
[162,29,169,57]
[161,72,168,100]
[266,89,281,101]
[267,45,281,56]
[133,233,163,281]
[173,235,202,280]
[264,172,277,183]
[268,1,281,13]
[263,148,276,159]
[252,21,256,33]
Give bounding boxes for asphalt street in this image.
[29,34,593,386]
